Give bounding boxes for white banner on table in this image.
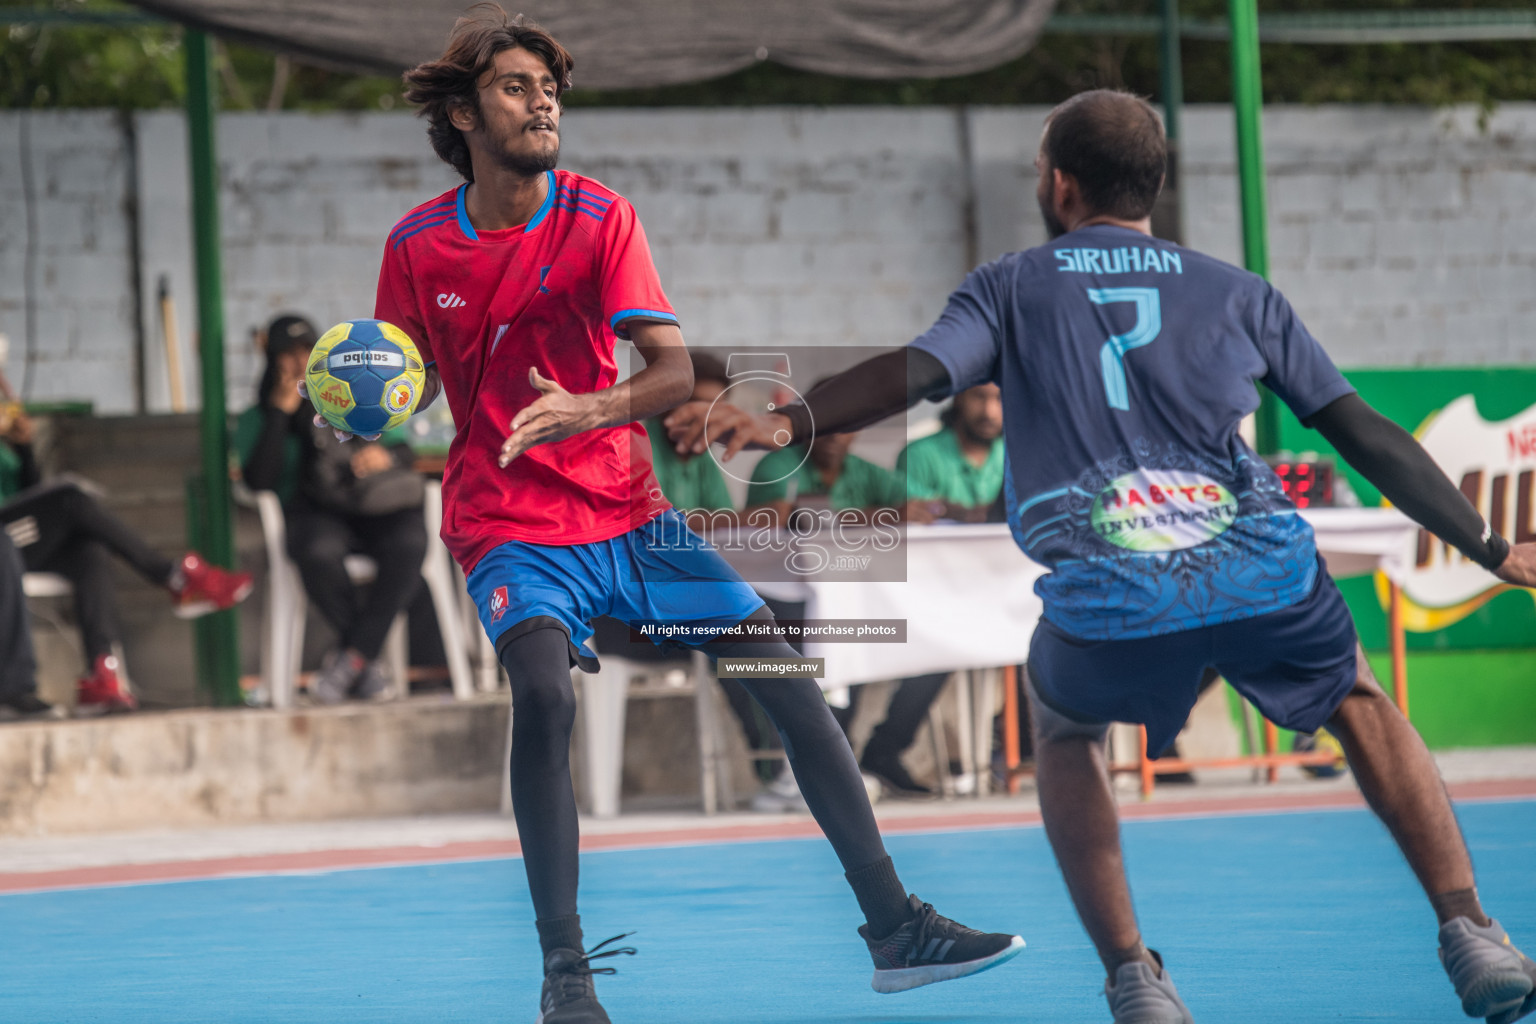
[798,510,1418,690]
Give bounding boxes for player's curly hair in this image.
[1043,90,1166,221]
[402,5,574,183]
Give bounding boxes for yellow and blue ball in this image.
[305,319,425,436]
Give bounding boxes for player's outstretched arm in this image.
[663,346,952,461]
[1305,393,1534,586]
[499,320,691,467]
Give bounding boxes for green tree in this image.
[4,0,1534,110]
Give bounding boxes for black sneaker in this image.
[860,749,935,798]
[0,692,64,722]
[858,894,1024,993]
[537,934,636,1024]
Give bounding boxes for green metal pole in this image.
[1157,0,1186,245]
[1160,0,1183,143]
[1230,0,1268,278]
[1229,0,1280,453]
[186,30,241,705]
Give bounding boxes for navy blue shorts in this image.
[1027,557,1360,756]
[466,508,765,672]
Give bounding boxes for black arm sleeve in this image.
[780,347,953,445]
[1305,393,1510,571]
[242,406,300,492]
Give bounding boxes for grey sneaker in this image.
[1105,951,1195,1024]
[351,660,395,701]
[749,766,809,813]
[310,650,363,705]
[1440,917,1536,1022]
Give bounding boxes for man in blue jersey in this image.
[666,89,1536,1024]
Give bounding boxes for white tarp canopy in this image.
[126,0,1058,88]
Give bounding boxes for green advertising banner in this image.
[1278,367,1536,652]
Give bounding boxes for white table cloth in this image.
[801,508,1418,689]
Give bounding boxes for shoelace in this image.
[905,902,940,962]
[547,933,638,1002]
[576,933,639,974]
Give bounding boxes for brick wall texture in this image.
[1,104,1532,414]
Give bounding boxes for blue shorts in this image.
[466,508,765,672]
[1027,556,1360,756]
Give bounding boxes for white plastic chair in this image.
[21,572,82,664]
[21,572,73,600]
[921,668,1003,799]
[455,563,504,694]
[251,482,473,708]
[499,649,733,819]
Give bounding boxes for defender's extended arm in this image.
[1304,393,1519,576]
[665,347,951,461]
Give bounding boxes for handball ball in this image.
[305,319,426,436]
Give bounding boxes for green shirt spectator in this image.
[747,442,904,510]
[646,418,735,512]
[898,428,1005,507]
[899,384,1005,522]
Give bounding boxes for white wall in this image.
[0,111,138,409]
[1,103,1534,415]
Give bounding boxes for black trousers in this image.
[285,503,426,661]
[0,481,175,662]
[858,673,949,761]
[0,531,37,699]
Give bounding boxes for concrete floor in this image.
[3,746,1532,879]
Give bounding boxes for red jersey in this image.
[375,170,674,571]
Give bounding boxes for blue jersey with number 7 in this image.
[910,223,1356,640]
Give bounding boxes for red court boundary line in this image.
[3,778,1532,896]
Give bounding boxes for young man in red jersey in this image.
[372,9,1021,1022]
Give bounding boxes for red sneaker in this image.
[76,654,138,714]
[171,552,254,619]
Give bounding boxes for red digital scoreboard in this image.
[1264,456,1336,509]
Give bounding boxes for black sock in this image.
[846,856,911,938]
[536,914,584,959]
[1431,888,1491,927]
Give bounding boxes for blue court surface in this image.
[3,800,1533,1023]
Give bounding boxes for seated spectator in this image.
[235,314,427,704]
[0,406,252,713]
[900,383,1005,523]
[0,530,60,721]
[855,384,1008,795]
[744,429,905,523]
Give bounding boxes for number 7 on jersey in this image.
[1087,287,1161,411]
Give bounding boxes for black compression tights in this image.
[499,618,889,922]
